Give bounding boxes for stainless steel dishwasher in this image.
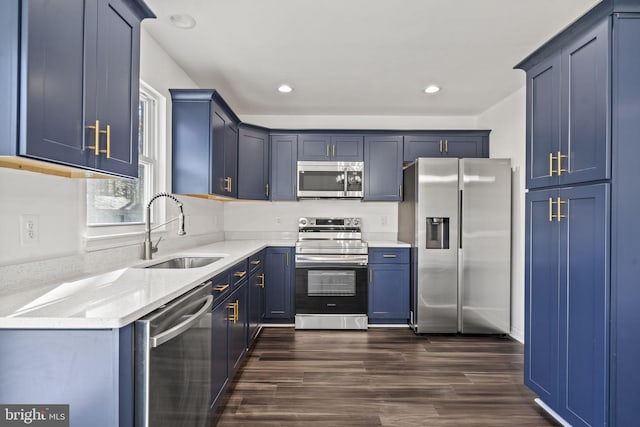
[135,282,213,427]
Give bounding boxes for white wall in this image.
[476,86,526,342]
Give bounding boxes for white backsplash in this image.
[224,199,398,241]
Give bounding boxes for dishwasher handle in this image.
[150,295,213,348]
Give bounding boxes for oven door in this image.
[295,264,368,314]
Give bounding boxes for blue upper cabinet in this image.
[170,89,240,198]
[238,125,269,200]
[522,18,610,190]
[298,133,363,161]
[0,0,153,178]
[364,135,403,201]
[91,0,144,177]
[559,19,609,186]
[403,131,489,162]
[525,54,561,189]
[270,134,298,201]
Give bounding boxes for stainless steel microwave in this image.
[297,161,364,198]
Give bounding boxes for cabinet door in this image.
[525,188,560,408]
[22,0,89,168]
[442,136,484,158]
[227,284,247,377]
[364,135,403,201]
[238,126,269,200]
[297,134,331,160]
[224,121,238,198]
[560,19,610,186]
[210,299,229,408]
[368,264,409,321]
[558,184,609,427]
[211,105,228,196]
[247,268,264,346]
[331,135,363,161]
[270,135,298,201]
[92,0,140,177]
[264,247,294,320]
[403,135,443,162]
[526,54,561,189]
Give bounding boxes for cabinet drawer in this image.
[211,271,232,303]
[368,248,409,264]
[248,250,265,273]
[230,259,249,286]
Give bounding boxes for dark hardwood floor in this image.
[214,327,558,426]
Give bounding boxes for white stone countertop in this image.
[0,240,295,330]
[366,241,411,248]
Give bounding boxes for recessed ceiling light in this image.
[424,85,440,94]
[277,84,293,93]
[169,14,196,29]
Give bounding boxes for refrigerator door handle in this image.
[459,189,463,249]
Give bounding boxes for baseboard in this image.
[534,398,571,427]
[510,325,524,343]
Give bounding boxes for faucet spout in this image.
[143,193,186,260]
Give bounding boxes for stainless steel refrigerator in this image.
[399,158,511,334]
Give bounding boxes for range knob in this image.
[298,218,308,227]
[352,218,360,227]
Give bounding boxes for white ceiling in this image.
[142,0,601,117]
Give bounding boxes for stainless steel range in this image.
[295,217,369,330]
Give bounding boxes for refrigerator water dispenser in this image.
[426,217,449,249]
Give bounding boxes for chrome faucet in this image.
[143,193,186,260]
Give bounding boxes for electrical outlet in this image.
[20,214,39,245]
[275,217,282,225]
[380,215,388,226]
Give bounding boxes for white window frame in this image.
[83,81,167,251]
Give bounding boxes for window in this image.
[86,82,161,228]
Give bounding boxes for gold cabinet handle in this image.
[369,269,373,283]
[557,151,567,176]
[234,271,246,278]
[332,144,336,157]
[439,139,443,153]
[326,143,330,157]
[224,177,232,192]
[549,152,558,176]
[99,124,111,158]
[225,300,238,322]
[265,183,269,198]
[214,284,229,292]
[258,273,265,288]
[548,198,555,222]
[250,260,261,265]
[556,197,566,222]
[86,120,101,155]
[286,251,289,266]
[399,185,403,198]
[445,139,448,153]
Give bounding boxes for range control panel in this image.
[298,217,361,229]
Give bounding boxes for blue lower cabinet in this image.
[367,248,410,323]
[264,247,295,321]
[247,267,265,347]
[210,298,229,409]
[0,327,133,427]
[525,184,609,427]
[227,283,247,378]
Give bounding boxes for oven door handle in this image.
[295,254,368,267]
[150,295,213,348]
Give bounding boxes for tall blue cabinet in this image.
[516,2,640,425]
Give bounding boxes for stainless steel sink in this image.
[144,256,222,269]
